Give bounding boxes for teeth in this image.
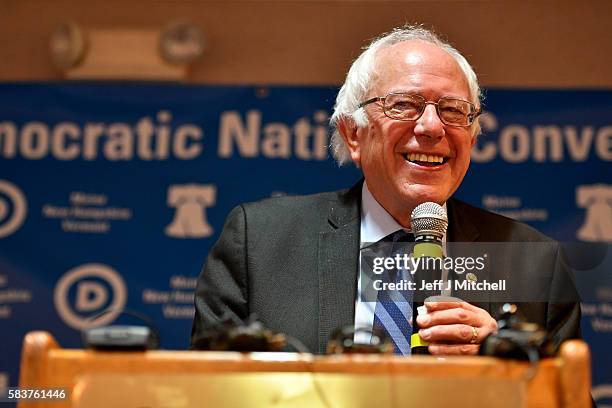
[407,153,445,163]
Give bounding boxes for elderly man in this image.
[191,25,580,355]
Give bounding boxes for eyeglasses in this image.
[358,93,481,127]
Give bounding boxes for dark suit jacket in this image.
[191,182,581,353]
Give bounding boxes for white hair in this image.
[329,25,482,165]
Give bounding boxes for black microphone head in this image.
[411,202,448,239]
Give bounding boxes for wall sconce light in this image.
[48,21,205,81]
[159,21,205,65]
[49,22,88,70]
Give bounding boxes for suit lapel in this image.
[316,182,361,353]
[447,198,480,243]
[446,198,491,312]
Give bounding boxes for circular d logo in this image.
[54,263,127,330]
[0,180,27,238]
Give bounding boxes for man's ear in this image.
[337,116,362,166]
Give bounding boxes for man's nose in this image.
[413,104,444,139]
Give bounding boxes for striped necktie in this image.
[371,230,415,355]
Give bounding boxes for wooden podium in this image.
[18,331,591,408]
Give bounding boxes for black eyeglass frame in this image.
[358,93,482,127]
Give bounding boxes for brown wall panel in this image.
[0,0,611,87]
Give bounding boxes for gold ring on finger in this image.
[469,326,478,344]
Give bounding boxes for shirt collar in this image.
[360,181,447,247]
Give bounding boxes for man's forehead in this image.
[372,40,468,93]
[376,40,459,72]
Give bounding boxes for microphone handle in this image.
[411,238,444,354]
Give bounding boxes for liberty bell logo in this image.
[165,184,216,238]
[576,184,612,242]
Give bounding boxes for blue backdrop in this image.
[0,84,610,404]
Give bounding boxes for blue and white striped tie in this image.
[372,230,414,355]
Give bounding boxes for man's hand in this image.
[415,301,498,355]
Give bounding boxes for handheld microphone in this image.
[410,202,448,354]
[411,202,448,258]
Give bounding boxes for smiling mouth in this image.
[404,153,449,167]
